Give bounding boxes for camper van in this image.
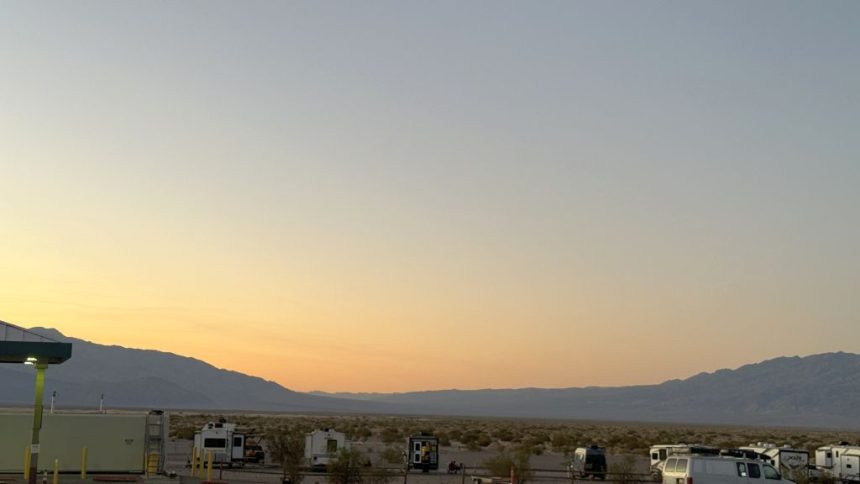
[408,434,439,472]
[569,446,607,480]
[650,444,720,473]
[193,421,248,467]
[816,445,860,482]
[305,429,348,470]
[740,444,809,477]
[662,455,794,484]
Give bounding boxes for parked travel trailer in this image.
[305,429,348,470]
[740,443,809,477]
[816,445,860,482]
[650,444,720,472]
[0,410,166,474]
[193,420,249,467]
[408,434,439,472]
[569,445,607,479]
[662,455,794,484]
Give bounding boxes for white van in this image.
[662,455,794,484]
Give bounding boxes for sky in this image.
[1,1,858,393]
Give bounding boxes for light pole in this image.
[50,391,56,415]
[27,361,47,484]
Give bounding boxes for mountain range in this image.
[1,328,858,428]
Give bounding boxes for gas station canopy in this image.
[0,321,72,365]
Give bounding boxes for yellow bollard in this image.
[206,451,213,481]
[24,446,31,480]
[53,458,59,484]
[81,447,88,480]
[24,447,30,479]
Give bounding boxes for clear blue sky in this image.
[1,1,858,391]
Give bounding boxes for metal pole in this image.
[29,364,47,484]
[99,394,104,413]
[50,391,55,415]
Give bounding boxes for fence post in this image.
[53,459,59,484]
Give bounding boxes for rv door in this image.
[232,435,245,461]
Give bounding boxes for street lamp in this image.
[0,321,73,484]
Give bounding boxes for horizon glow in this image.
[1,1,858,392]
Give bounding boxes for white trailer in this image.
[740,443,809,477]
[816,445,860,482]
[193,421,247,467]
[650,444,720,472]
[305,429,348,469]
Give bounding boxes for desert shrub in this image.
[268,430,305,484]
[381,447,404,465]
[482,447,533,483]
[328,448,365,484]
[610,455,637,484]
[438,432,451,447]
[493,427,515,442]
[381,427,402,444]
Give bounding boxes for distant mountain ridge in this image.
[1,328,858,428]
[0,327,398,413]
[311,352,860,428]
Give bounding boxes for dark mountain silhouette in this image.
[311,352,860,428]
[2,328,857,428]
[0,327,397,413]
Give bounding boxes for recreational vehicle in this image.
[650,444,720,473]
[662,455,794,484]
[816,445,860,482]
[569,446,607,480]
[305,429,348,470]
[408,434,439,472]
[740,443,809,477]
[193,420,249,467]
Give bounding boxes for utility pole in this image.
[50,391,56,414]
[99,393,104,413]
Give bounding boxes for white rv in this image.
[740,443,809,477]
[662,455,794,484]
[193,421,248,467]
[569,446,607,479]
[816,445,860,482]
[650,444,720,473]
[305,429,348,469]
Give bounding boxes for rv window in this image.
[415,443,421,452]
[652,453,659,461]
[737,463,748,477]
[234,437,243,447]
[676,459,687,473]
[204,438,227,448]
[660,449,667,460]
[827,452,832,459]
[327,439,338,453]
[763,465,780,480]
[748,463,761,478]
